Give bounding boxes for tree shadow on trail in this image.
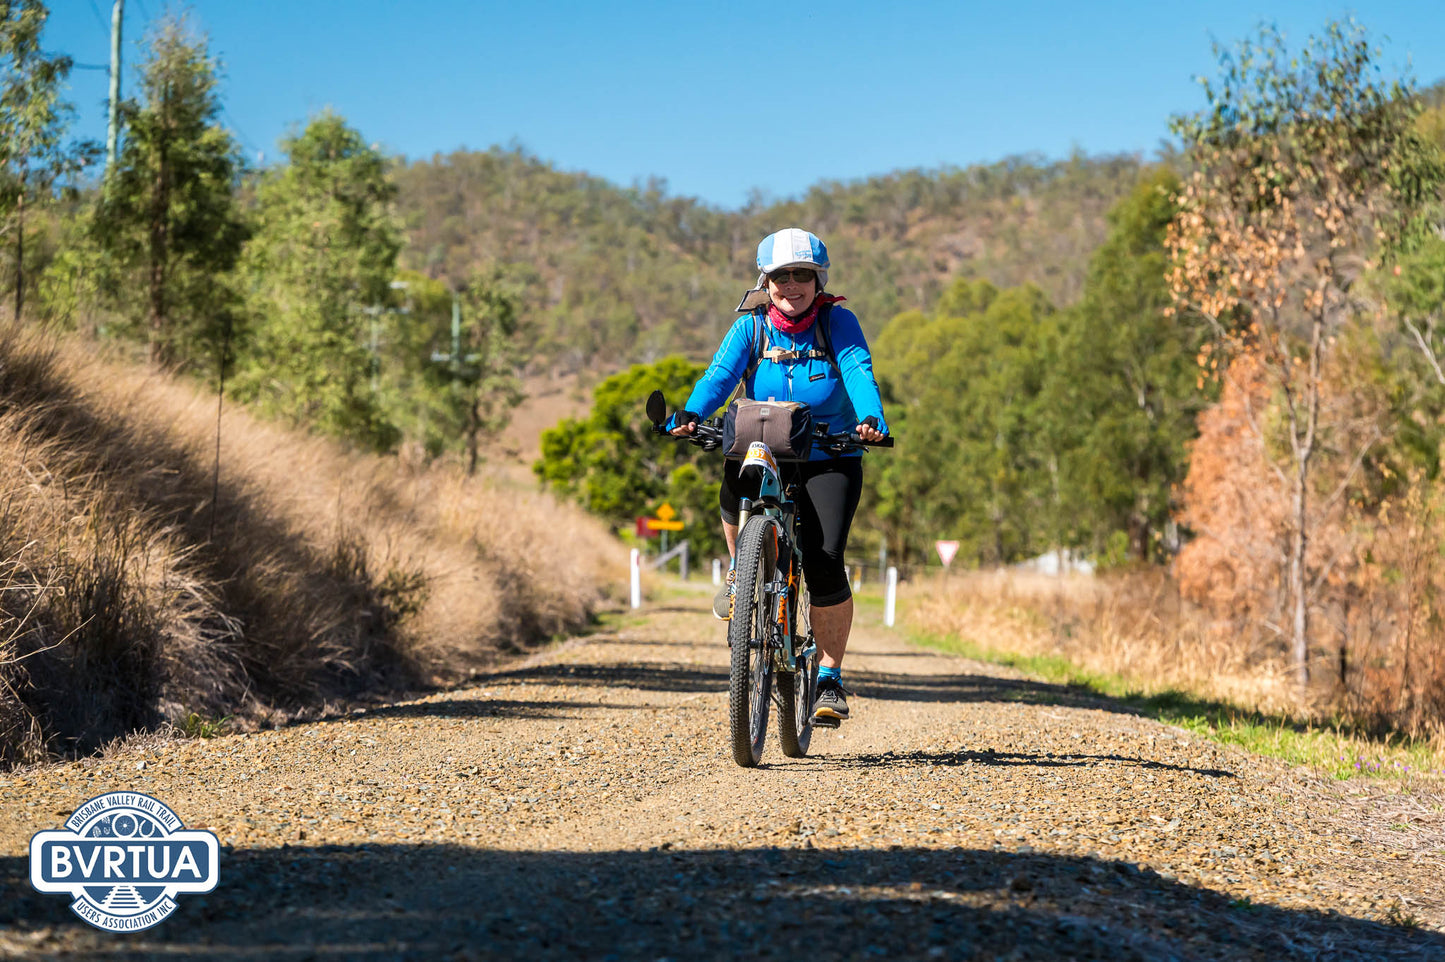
[482,660,1210,732]
[845,667,1123,709]
[485,661,728,695]
[481,660,1126,714]
[459,659,1265,754]
[810,748,1235,780]
[354,699,613,721]
[1,842,1435,961]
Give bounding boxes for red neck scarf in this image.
[768,294,846,335]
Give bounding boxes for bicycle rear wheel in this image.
[728,517,775,767]
[777,566,817,758]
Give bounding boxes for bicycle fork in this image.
[769,546,814,674]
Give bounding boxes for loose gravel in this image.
[1,582,1442,960]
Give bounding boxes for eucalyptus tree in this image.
[1046,167,1211,563]
[0,0,98,321]
[232,111,402,450]
[91,12,246,367]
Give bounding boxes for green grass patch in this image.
[906,627,1445,783]
[180,712,230,739]
[851,588,885,616]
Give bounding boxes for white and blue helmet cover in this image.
[737,228,829,312]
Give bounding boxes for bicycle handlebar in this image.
[649,411,892,456]
[653,418,725,451]
[812,422,894,455]
[645,389,893,455]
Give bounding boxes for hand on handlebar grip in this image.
[856,416,887,443]
[669,409,700,437]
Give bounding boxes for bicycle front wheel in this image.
[728,516,776,767]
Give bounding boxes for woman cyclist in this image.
[668,228,888,727]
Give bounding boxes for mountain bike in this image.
[645,391,893,767]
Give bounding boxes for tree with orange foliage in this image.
[1174,351,1288,635]
[1166,21,1433,695]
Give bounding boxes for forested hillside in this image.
[392,149,1145,369]
[6,2,1445,754]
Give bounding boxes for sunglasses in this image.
[768,268,817,285]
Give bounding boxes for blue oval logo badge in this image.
[29,791,219,932]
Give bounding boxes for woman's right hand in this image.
[669,410,700,437]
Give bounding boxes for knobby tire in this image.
[729,517,775,767]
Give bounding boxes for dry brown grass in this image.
[907,569,1298,715]
[0,323,622,765]
[905,568,1445,776]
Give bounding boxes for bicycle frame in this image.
[734,441,814,676]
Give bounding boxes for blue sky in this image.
[47,1,1445,209]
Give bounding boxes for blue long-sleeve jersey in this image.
[679,306,889,461]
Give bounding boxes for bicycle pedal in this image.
[811,714,841,729]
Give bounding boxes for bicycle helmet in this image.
[736,228,830,312]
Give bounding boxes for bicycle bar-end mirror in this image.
[645,390,668,429]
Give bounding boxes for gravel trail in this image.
[2,582,1443,960]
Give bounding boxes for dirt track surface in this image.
[2,582,1443,961]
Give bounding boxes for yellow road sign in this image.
[656,502,677,522]
[645,519,685,531]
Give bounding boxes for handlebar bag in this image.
[722,399,812,461]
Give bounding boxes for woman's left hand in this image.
[855,421,887,443]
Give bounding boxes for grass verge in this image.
[905,626,1445,784]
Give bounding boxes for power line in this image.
[222,108,262,161]
[84,0,110,35]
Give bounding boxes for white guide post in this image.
[884,566,898,627]
[629,548,642,609]
[712,558,722,586]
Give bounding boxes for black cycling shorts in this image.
[719,456,863,608]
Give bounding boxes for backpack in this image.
[732,302,840,402]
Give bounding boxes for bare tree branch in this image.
[1404,315,1445,386]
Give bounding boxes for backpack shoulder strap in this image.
[814,302,840,376]
[730,308,768,403]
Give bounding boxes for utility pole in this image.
[428,291,485,472]
[448,296,462,375]
[106,0,123,178]
[364,280,411,393]
[429,293,481,373]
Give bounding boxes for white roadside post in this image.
[712,558,722,586]
[884,566,898,627]
[629,548,642,609]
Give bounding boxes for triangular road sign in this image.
[935,540,960,568]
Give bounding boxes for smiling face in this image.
[766,268,818,316]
